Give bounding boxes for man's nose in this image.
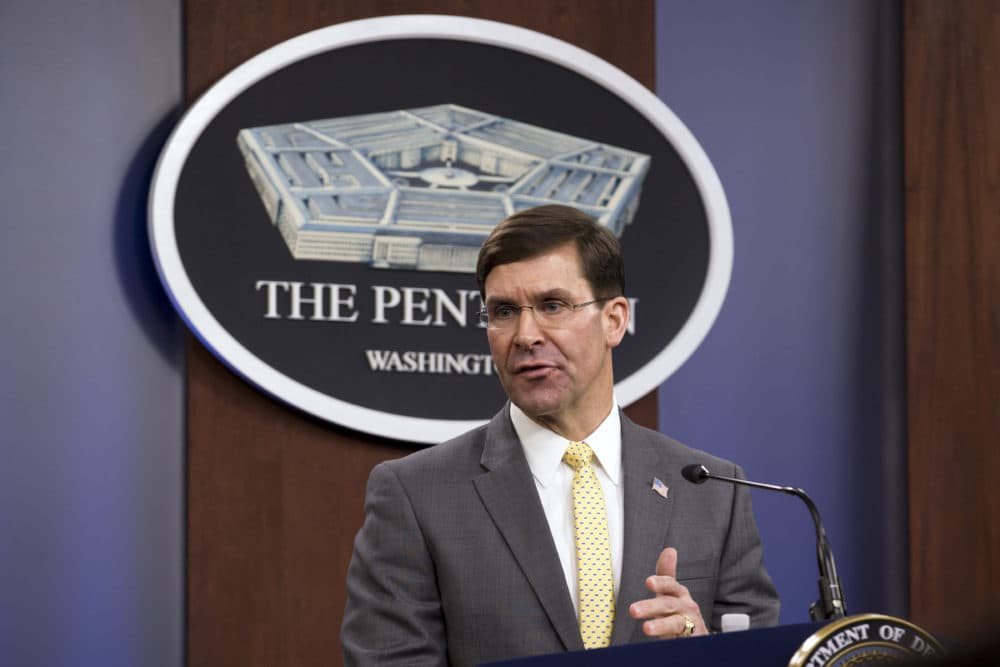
[512,307,545,346]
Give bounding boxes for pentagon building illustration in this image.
[237,104,650,273]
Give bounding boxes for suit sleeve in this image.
[342,462,447,666]
[710,463,781,630]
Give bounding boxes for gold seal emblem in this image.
[789,614,943,667]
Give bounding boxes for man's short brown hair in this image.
[475,204,625,299]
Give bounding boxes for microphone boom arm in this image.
[682,464,846,620]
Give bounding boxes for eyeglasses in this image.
[479,298,613,330]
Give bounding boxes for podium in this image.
[482,622,826,667]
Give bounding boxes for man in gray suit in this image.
[342,205,779,666]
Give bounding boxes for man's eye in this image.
[539,300,568,314]
[493,305,517,319]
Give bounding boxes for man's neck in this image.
[522,402,616,442]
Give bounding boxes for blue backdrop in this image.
[655,0,905,625]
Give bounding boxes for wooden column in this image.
[183,3,656,665]
[904,0,1000,638]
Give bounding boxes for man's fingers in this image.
[644,574,689,598]
[655,547,678,578]
[630,547,706,639]
[629,591,686,619]
[641,613,689,638]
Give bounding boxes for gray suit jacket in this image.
[342,406,779,666]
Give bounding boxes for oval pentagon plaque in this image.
[149,15,733,444]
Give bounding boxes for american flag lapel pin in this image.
[652,477,668,499]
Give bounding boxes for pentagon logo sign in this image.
[148,15,733,444]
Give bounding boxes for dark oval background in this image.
[173,38,709,421]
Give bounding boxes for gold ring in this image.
[680,614,695,637]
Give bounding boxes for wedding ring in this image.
[680,614,695,637]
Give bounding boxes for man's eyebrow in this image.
[536,288,574,301]
[485,288,574,305]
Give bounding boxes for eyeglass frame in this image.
[478,296,616,329]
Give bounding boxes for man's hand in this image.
[628,547,708,638]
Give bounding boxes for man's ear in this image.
[604,296,630,348]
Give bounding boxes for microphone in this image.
[681,464,846,621]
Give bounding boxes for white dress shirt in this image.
[510,402,624,615]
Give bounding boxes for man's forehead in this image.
[484,251,590,303]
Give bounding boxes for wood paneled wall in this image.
[904,0,1000,638]
[183,3,656,666]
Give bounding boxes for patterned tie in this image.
[563,440,615,649]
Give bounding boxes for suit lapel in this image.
[610,415,674,645]
[473,407,584,652]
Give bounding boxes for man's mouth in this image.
[512,362,558,379]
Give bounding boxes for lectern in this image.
[482,622,825,667]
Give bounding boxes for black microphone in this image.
[681,464,846,621]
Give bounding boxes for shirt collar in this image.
[510,401,622,488]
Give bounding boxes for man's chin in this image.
[509,392,564,421]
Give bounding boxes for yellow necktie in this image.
[563,441,614,649]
